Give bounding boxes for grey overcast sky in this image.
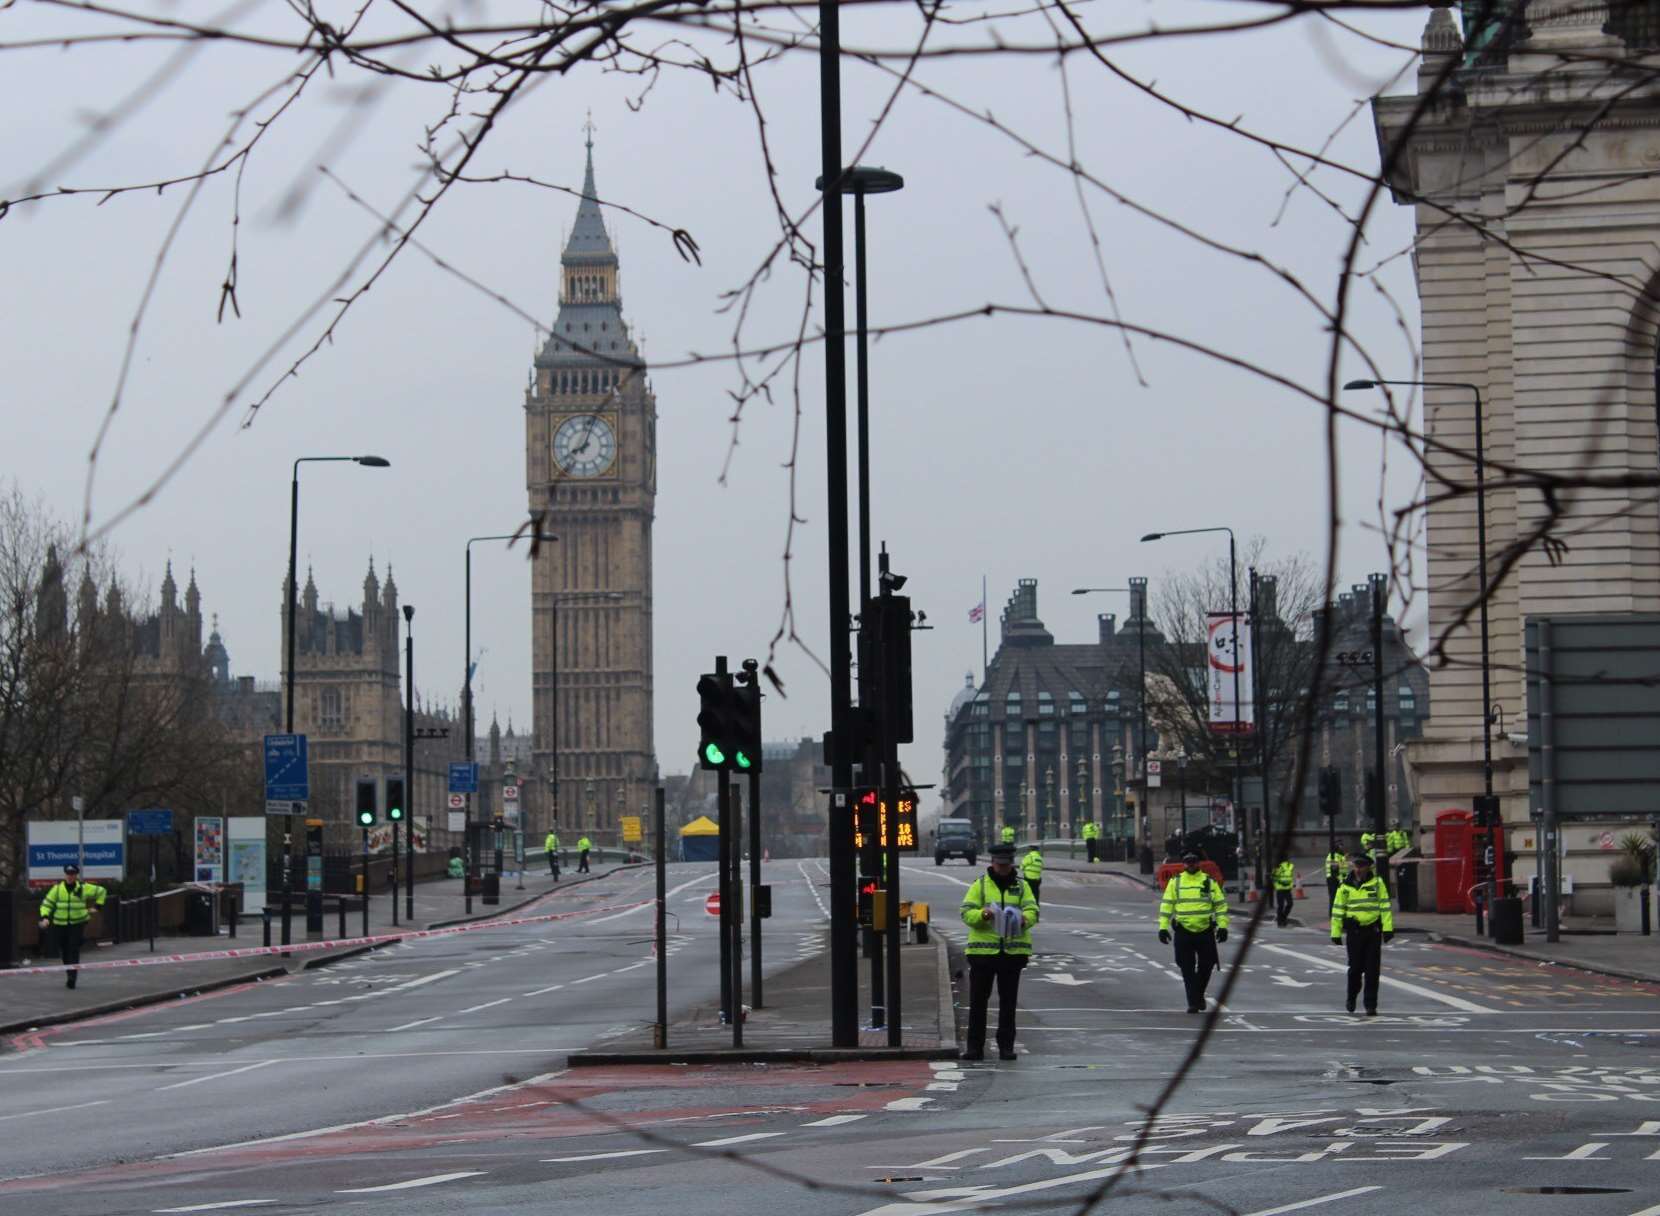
[2,2,1427,805]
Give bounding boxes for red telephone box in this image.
[1433,809,1510,913]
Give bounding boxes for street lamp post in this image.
[284,454,388,945]
[463,533,557,914]
[1142,527,1255,893]
[1071,585,1149,859]
[1347,378,1495,932]
[402,604,415,923]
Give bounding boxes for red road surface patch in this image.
[0,1059,933,1196]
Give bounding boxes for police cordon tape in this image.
[3,898,653,977]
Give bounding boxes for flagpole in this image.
[969,577,982,686]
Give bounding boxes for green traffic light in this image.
[704,742,726,766]
[357,811,374,827]
[734,750,753,770]
[388,807,403,821]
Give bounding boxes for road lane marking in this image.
[154,1203,277,1213]
[571,973,606,985]
[157,1060,276,1091]
[692,1132,787,1147]
[455,998,512,1014]
[387,1017,442,1032]
[1254,943,1496,1012]
[803,1114,867,1127]
[588,873,715,923]
[885,1096,934,1111]
[524,983,565,996]
[0,1099,109,1122]
[338,1170,487,1192]
[853,1161,1166,1215]
[544,1149,668,1162]
[1244,1186,1383,1216]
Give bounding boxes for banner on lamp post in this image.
[1206,611,1254,734]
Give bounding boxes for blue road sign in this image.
[448,762,479,795]
[264,733,310,803]
[126,809,174,837]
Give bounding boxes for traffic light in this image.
[732,671,762,772]
[385,776,405,822]
[355,778,377,827]
[697,671,735,770]
[1317,767,1341,817]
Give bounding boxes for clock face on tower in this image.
[553,414,617,477]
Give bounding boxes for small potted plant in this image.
[1609,831,1656,933]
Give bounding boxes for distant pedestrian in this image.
[38,864,106,990]
[577,835,593,873]
[1331,851,1394,1015]
[1000,824,1016,846]
[1082,821,1100,863]
[1272,857,1297,928]
[1020,844,1044,905]
[545,829,561,879]
[1324,847,1345,907]
[959,843,1038,1062]
[1157,851,1228,1014]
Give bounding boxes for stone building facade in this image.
[525,134,658,844]
[1370,3,1660,898]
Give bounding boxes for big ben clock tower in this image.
[526,129,657,841]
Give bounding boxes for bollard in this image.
[229,900,238,940]
[262,908,272,949]
[337,897,346,940]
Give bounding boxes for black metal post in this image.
[716,661,732,1028]
[1250,568,1273,866]
[1179,758,1187,836]
[552,596,561,866]
[885,763,901,1048]
[749,766,763,1010]
[1371,574,1389,850]
[463,546,475,915]
[654,786,667,1049]
[728,775,744,1048]
[148,837,157,954]
[1226,531,1252,893]
[855,191,871,611]
[284,469,299,948]
[404,605,415,923]
[818,0,857,1050]
[390,816,399,929]
[361,826,369,938]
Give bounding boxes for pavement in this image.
[0,860,632,1035]
[6,857,1660,1216]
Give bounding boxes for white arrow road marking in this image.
[1254,943,1495,1013]
[1034,972,1090,987]
[1271,974,1313,989]
[338,1171,487,1193]
[803,1114,867,1127]
[544,1149,668,1163]
[154,1203,278,1213]
[852,1161,1167,1215]
[885,1096,935,1111]
[1245,1186,1383,1216]
[157,1060,277,1092]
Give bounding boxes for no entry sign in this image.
[704,891,721,917]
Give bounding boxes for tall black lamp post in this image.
[462,533,557,913]
[284,454,388,944]
[402,604,415,923]
[1347,378,1495,931]
[1141,527,1256,892]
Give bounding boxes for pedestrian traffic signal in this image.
[385,777,404,822]
[732,669,762,772]
[1318,767,1341,817]
[355,778,377,827]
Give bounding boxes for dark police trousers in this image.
[56,922,87,988]
[1274,889,1294,927]
[966,954,1026,1052]
[578,850,590,873]
[1027,880,1042,905]
[1085,839,1097,863]
[1172,926,1219,1009]
[548,850,560,878]
[1343,920,1384,1010]
[1327,877,1339,908]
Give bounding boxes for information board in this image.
[852,789,919,853]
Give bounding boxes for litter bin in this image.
[185,890,216,937]
[482,873,501,906]
[1138,845,1155,875]
[1490,895,1524,945]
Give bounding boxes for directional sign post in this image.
[126,809,174,837]
[448,762,479,795]
[264,733,310,814]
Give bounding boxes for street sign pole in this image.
[749,766,762,1010]
[654,786,668,1049]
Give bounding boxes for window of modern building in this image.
[1399,685,1416,715]
[1069,692,1086,717]
[1038,691,1055,716]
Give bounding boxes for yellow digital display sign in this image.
[852,789,919,853]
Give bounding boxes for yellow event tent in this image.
[679,815,719,862]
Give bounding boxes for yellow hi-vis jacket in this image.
[1081,822,1099,840]
[1021,848,1044,881]
[577,836,593,852]
[1325,852,1346,879]
[961,871,1038,956]
[545,832,560,853]
[40,880,106,926]
[1000,825,1016,844]
[1331,875,1394,939]
[1272,860,1296,891]
[1158,871,1228,934]
[1386,828,1409,853]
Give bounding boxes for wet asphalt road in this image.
[3,861,1658,1216]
